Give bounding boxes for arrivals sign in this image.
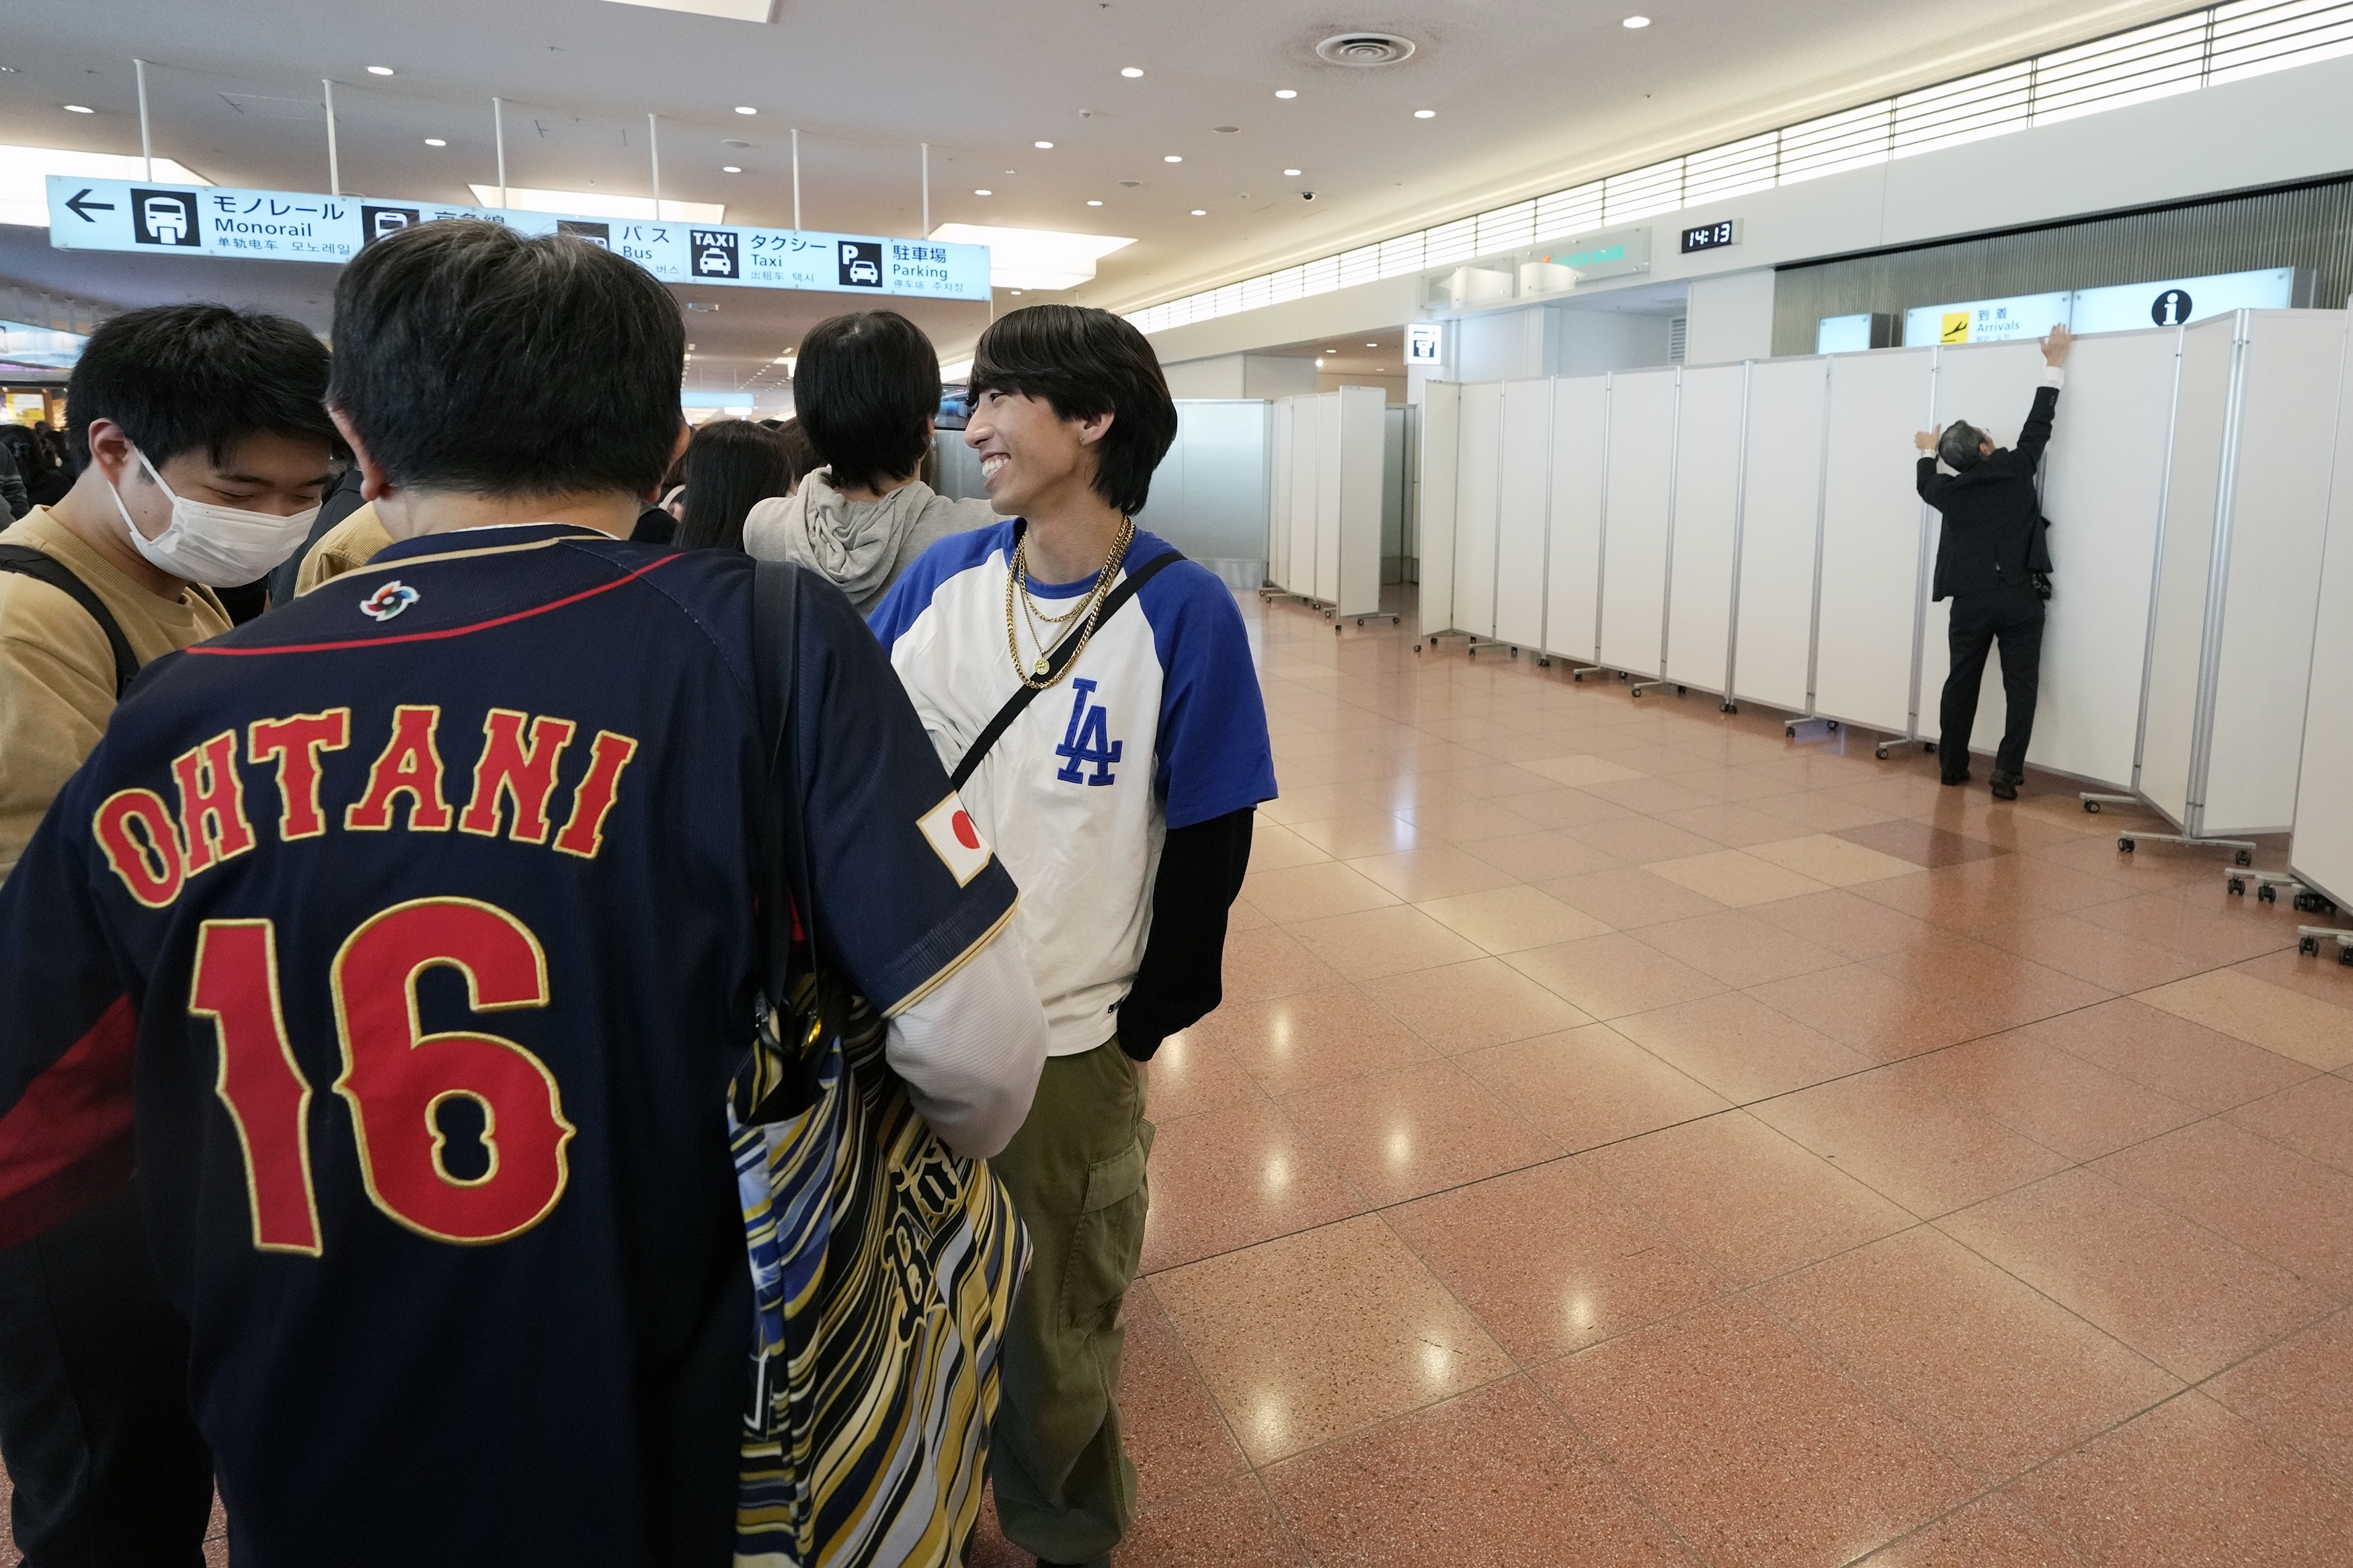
[1901,268,2304,347]
[45,175,990,302]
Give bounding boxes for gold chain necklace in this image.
[1004,518,1135,689]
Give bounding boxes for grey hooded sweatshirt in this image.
[742,468,996,614]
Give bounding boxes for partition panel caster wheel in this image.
[1923,741,1937,755]
[2295,892,2339,915]
[1413,643,1423,654]
[2228,876,2247,897]
[1468,647,1476,659]
[2118,837,2136,854]
[2338,946,2353,968]
[1676,685,1686,696]
[1334,624,1343,636]
[1720,702,1737,714]
[2302,936,2321,956]
[2084,800,2102,814]
[1539,657,1551,668]
[2258,884,2277,904]
[1827,720,1838,731]
[2235,848,2253,867]
[1876,745,1890,761]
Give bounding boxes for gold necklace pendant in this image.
[1033,655,1052,677]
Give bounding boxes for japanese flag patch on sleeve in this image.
[917,793,994,886]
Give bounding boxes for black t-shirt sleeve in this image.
[1117,807,1254,1061]
[785,569,1018,1014]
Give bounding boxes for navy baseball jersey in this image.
[0,524,1016,1567]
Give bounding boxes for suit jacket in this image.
[1919,382,2057,602]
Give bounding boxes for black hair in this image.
[675,419,794,552]
[329,219,683,497]
[792,311,939,493]
[773,417,815,489]
[1939,420,1989,471]
[968,304,1176,515]
[64,303,339,475]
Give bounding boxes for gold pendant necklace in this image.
[1004,518,1135,690]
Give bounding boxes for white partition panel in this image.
[1333,385,1388,617]
[2141,318,2237,826]
[2016,329,2181,788]
[1142,400,1271,584]
[1918,339,2050,752]
[1664,362,1747,694]
[1267,398,1293,589]
[1544,375,1609,663]
[1598,369,1678,677]
[2143,309,2346,835]
[1453,382,1503,638]
[2290,319,2353,905]
[1494,378,1552,649]
[1278,394,1330,600]
[1732,357,1829,713]
[1815,349,1935,734]
[1417,382,1460,636]
[2200,311,2346,833]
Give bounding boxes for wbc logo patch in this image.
[917,794,993,886]
[360,581,419,622]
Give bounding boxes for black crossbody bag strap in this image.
[0,545,139,698]
[949,542,1186,792]
[748,561,816,1024]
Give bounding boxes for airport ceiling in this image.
[4,0,2194,382]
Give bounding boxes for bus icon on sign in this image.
[691,229,740,279]
[838,241,883,288]
[131,190,200,247]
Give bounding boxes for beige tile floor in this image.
[964,589,2353,1568]
[6,589,2346,1568]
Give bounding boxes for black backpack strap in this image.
[0,544,139,698]
[949,544,1186,793]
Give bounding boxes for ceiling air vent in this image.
[1315,32,1417,67]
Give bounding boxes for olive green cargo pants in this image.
[986,1040,1153,1566]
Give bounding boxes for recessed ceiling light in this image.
[1120,66,1144,77]
[1034,140,1054,149]
[63,104,93,114]
[1283,168,1302,177]
[1366,341,1378,346]
[1275,89,1298,99]
[1213,126,1239,134]
[1117,179,1140,188]
[1314,358,1325,368]
[1413,109,1436,118]
[1623,14,1651,26]
[1190,208,1206,216]
[1086,198,1104,206]
[723,165,742,173]
[734,105,758,114]
[974,188,992,196]
[366,65,396,77]
[1163,154,1182,163]
[424,137,447,147]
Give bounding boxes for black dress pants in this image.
[0,1182,212,1566]
[1940,583,2045,779]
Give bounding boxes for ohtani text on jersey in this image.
[91,702,639,909]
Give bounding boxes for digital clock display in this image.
[1679,219,1739,253]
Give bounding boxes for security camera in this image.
[1299,190,1317,202]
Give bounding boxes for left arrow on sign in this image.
[64,189,118,222]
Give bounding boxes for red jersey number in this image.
[188,899,575,1253]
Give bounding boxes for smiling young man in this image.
[0,302,337,1566]
[869,304,1275,1568]
[0,222,1047,1565]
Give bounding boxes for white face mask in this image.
[107,449,321,587]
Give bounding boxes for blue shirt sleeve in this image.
[1138,557,1277,831]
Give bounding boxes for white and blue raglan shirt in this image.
[870,522,1276,1060]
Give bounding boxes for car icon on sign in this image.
[143,197,189,244]
[701,245,732,272]
[847,257,879,285]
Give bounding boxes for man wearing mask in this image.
[0,301,337,1563]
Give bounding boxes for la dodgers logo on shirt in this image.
[1053,677,1121,786]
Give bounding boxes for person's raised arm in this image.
[2014,325,2070,467]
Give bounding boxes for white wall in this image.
[1458,306,1558,382]
[1685,270,1778,365]
[1136,53,2353,366]
[1318,371,1406,401]
[1244,355,1319,399]
[1160,354,1246,399]
[1159,352,1322,399]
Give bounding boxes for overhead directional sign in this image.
[46,175,990,302]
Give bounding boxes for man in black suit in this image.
[1914,323,2070,801]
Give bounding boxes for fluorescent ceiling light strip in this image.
[1127,0,2352,331]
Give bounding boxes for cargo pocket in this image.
[1061,1120,1152,1333]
